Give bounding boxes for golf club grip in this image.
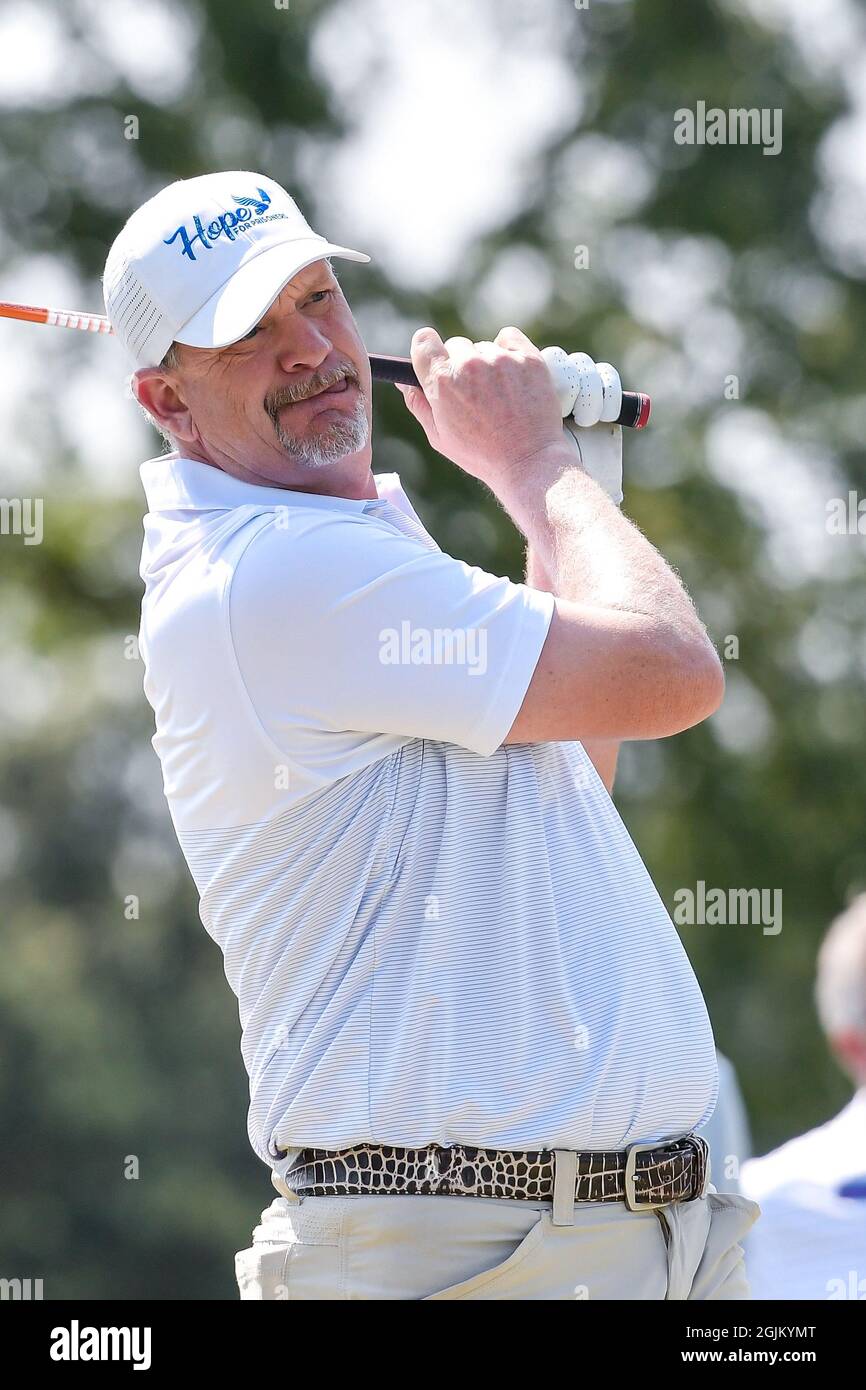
[369,354,650,429]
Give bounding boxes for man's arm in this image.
[497,445,723,743]
[397,324,724,747]
[524,541,620,794]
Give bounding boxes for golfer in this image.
[104,170,759,1300]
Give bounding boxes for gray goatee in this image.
[266,369,369,469]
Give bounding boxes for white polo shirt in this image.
[138,451,718,1185]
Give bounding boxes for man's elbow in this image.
[662,638,725,735]
[588,632,724,741]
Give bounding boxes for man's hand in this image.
[395,325,566,490]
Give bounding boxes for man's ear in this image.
[133,365,196,444]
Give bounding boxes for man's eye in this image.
[307,290,333,305]
[241,325,261,341]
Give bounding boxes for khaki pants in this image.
[235,1160,761,1300]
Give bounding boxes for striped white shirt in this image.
[138,452,718,1184]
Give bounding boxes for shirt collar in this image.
[140,452,390,515]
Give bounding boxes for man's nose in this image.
[273,316,332,376]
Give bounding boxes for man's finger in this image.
[396,382,437,437]
[441,335,477,371]
[493,325,538,353]
[409,326,451,388]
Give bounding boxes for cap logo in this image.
[162,187,283,263]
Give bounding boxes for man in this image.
[103,169,759,1300]
[740,896,866,1299]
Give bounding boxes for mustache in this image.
[265,362,361,415]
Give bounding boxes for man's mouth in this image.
[279,377,356,408]
[310,378,350,398]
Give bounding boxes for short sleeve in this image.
[227,509,555,758]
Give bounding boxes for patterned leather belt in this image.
[282,1133,709,1211]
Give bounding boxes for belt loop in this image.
[551,1149,577,1226]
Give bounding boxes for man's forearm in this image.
[524,537,621,794]
[497,442,715,649]
[498,437,721,750]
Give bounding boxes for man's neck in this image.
[171,442,378,501]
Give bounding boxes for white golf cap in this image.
[102,170,371,368]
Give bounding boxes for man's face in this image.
[141,259,373,493]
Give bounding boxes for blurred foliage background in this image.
[1,0,865,1297]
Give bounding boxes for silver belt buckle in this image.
[623,1133,709,1212]
[623,1140,668,1212]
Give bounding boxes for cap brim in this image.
[174,237,371,351]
